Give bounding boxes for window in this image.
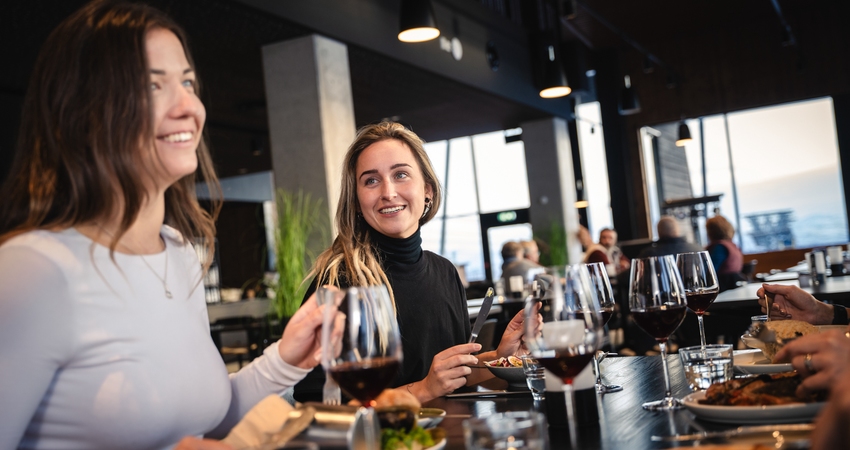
[644,97,849,253]
[422,130,531,282]
[576,102,615,239]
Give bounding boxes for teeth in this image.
[162,132,193,143]
[380,206,405,214]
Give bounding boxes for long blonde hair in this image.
[309,122,442,304]
[0,0,221,267]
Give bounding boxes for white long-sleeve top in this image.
[0,227,309,450]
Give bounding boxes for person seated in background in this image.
[599,228,630,275]
[705,215,745,290]
[520,239,541,264]
[638,216,703,258]
[501,241,542,291]
[578,225,609,265]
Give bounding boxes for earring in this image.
[422,197,432,218]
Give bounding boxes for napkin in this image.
[222,395,315,450]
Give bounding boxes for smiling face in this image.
[355,139,434,239]
[145,28,205,190]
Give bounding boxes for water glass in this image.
[463,411,548,450]
[521,355,545,401]
[679,344,733,391]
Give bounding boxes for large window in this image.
[576,102,615,240]
[645,97,848,253]
[421,130,531,282]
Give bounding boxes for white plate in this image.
[733,349,793,374]
[682,391,825,424]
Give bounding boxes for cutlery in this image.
[652,423,814,442]
[316,286,341,406]
[468,288,495,344]
[446,389,530,398]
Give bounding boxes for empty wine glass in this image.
[584,262,623,394]
[525,265,603,447]
[676,251,720,349]
[628,255,688,411]
[326,286,402,445]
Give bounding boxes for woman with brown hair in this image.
[0,1,338,448]
[294,121,525,403]
[705,214,745,291]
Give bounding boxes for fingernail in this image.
[474,344,482,351]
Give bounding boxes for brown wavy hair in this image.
[706,215,735,242]
[0,0,221,266]
[309,122,442,306]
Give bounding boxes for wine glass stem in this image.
[659,341,673,400]
[563,383,578,449]
[593,356,603,385]
[697,313,707,349]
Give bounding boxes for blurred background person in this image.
[501,240,541,296]
[599,227,629,276]
[705,215,745,291]
[638,216,703,258]
[520,239,541,264]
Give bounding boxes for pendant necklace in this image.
[97,225,172,298]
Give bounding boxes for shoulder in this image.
[0,230,76,293]
[422,250,457,272]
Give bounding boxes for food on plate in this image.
[761,320,818,359]
[484,355,522,368]
[699,373,826,406]
[352,389,441,450]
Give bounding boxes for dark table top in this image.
[423,355,804,450]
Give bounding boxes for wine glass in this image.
[326,286,402,444]
[584,262,623,393]
[675,251,720,349]
[628,255,688,411]
[525,265,603,447]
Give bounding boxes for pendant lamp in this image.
[398,0,440,43]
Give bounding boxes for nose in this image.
[169,86,204,120]
[380,180,397,200]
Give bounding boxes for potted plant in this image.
[270,188,327,319]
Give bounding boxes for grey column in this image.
[262,34,356,242]
[521,117,584,264]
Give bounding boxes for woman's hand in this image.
[756,283,833,325]
[278,286,345,369]
[773,328,850,397]
[411,343,481,402]
[173,437,233,450]
[495,310,526,358]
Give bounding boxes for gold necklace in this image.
[97,226,172,299]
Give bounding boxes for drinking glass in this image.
[326,286,402,445]
[629,255,688,410]
[675,251,720,349]
[525,265,603,447]
[584,262,623,393]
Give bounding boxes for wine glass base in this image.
[641,397,683,411]
[596,383,623,394]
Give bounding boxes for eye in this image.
[182,79,196,91]
[364,177,378,186]
[150,81,160,91]
[394,171,410,180]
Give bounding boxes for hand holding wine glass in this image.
[676,251,720,349]
[629,255,688,410]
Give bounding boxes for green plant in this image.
[536,222,568,267]
[271,188,326,319]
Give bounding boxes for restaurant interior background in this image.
[2,0,850,295]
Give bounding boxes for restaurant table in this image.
[421,354,803,450]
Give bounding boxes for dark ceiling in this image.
[1,0,847,181]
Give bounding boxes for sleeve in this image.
[0,246,75,449]
[207,340,311,438]
[707,245,728,273]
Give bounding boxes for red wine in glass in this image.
[685,291,718,314]
[329,356,401,406]
[600,307,614,326]
[631,304,688,342]
[676,251,720,349]
[537,352,596,384]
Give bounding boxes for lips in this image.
[159,131,194,143]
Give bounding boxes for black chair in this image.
[741,259,758,282]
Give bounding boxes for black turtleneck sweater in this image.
[292,225,471,403]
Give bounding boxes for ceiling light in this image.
[676,121,693,147]
[618,75,641,115]
[539,45,571,98]
[398,0,440,43]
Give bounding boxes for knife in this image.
[445,389,529,398]
[651,423,814,442]
[468,288,495,344]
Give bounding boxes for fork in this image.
[316,286,342,405]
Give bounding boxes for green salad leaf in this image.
[381,424,435,450]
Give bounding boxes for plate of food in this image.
[373,390,446,450]
[682,373,826,424]
[733,349,793,374]
[483,356,527,389]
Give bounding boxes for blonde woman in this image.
[294,122,525,403]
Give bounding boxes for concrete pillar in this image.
[521,117,584,264]
[262,34,356,243]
